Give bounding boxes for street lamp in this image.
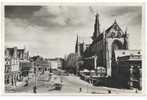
[33,62,37,93]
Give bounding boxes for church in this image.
[75,13,142,89]
[76,13,129,77]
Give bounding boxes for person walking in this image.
[33,86,37,93]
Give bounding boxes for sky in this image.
[5,5,142,58]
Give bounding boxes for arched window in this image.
[117,31,121,37]
[111,40,123,62]
[111,32,115,38]
[112,40,123,50]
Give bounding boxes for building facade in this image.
[5,46,30,86]
[75,14,142,89]
[30,56,51,74]
[48,58,64,70]
[114,50,142,89]
[76,13,129,77]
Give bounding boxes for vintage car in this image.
[48,75,63,90]
[53,83,62,90]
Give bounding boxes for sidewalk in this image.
[5,76,33,92]
[64,75,142,94]
[5,81,25,92]
[64,75,92,86]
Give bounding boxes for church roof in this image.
[105,20,125,38]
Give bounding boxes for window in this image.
[138,51,141,54]
[122,52,125,55]
[111,32,115,37]
[117,31,121,37]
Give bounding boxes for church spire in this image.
[75,34,81,56]
[114,19,117,24]
[75,34,80,56]
[92,13,100,41]
[125,27,128,34]
[123,27,129,49]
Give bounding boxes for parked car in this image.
[53,83,62,90]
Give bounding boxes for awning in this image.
[90,70,95,72]
[82,69,90,72]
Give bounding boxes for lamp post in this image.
[87,84,88,93]
[33,62,37,93]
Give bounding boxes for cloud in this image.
[5,6,93,29]
[90,6,141,17]
[5,5,142,58]
[128,13,142,25]
[5,6,41,19]
[5,17,77,58]
[32,6,93,28]
[5,18,45,42]
[5,6,142,29]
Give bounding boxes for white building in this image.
[48,58,63,69]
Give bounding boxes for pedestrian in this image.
[25,79,28,86]
[135,88,138,93]
[24,77,29,87]
[79,87,82,92]
[33,86,37,93]
[108,90,111,94]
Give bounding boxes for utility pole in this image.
[87,84,88,93]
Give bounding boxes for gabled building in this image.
[83,13,129,77]
[5,46,30,86]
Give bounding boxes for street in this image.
[5,70,141,94]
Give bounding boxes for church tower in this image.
[92,13,100,41]
[75,35,80,56]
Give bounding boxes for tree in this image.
[64,53,82,74]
